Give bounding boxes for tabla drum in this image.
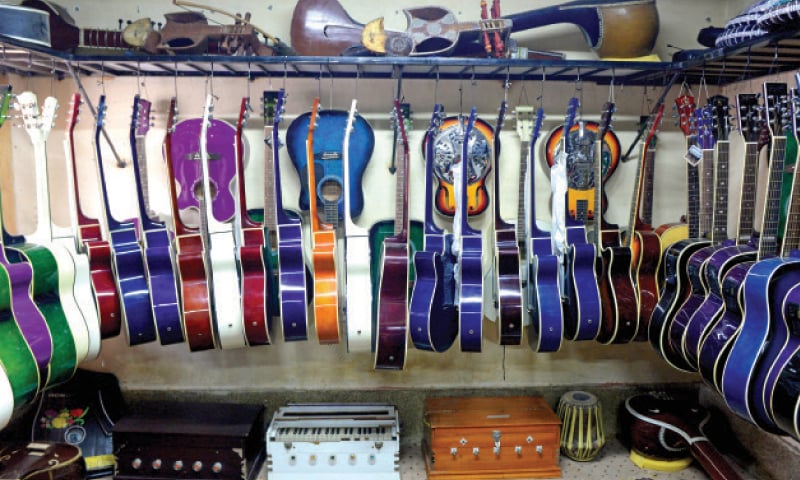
[556,390,606,461]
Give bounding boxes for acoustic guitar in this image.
[525,107,564,353]
[63,93,121,340]
[92,96,156,346]
[233,96,270,346]
[374,99,412,367]
[262,90,309,342]
[409,104,458,353]
[197,95,246,349]
[164,98,214,352]
[491,101,523,346]
[128,95,184,346]
[342,99,376,352]
[8,92,79,387]
[304,98,340,345]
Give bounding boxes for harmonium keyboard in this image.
[266,403,400,480]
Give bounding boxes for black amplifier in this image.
[113,402,265,480]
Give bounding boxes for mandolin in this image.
[128,95,184,346]
[410,104,458,353]
[233,96,270,347]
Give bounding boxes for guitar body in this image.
[595,242,638,344]
[682,245,755,368]
[630,229,661,333]
[205,231,245,349]
[409,234,458,352]
[77,214,121,339]
[171,118,237,224]
[312,229,339,344]
[374,239,410,369]
[141,230,183,344]
[4,244,76,388]
[563,241,601,341]
[239,229,269,346]
[766,283,800,439]
[649,239,711,371]
[495,229,523,345]
[459,235,483,352]
[290,0,367,56]
[286,110,372,224]
[528,250,564,353]
[655,223,689,254]
[722,258,800,430]
[174,236,214,351]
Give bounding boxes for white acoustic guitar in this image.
[14,92,91,364]
[199,94,246,349]
[342,99,372,352]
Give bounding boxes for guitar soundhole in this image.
[321,179,342,203]
[193,181,218,201]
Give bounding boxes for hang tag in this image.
[685,145,702,166]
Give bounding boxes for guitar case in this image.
[30,369,125,479]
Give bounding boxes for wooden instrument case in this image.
[423,396,561,479]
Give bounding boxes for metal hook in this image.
[173,61,179,99]
[246,61,251,99]
[317,63,323,102]
[608,68,615,103]
[768,44,780,76]
[283,61,288,90]
[434,66,440,106]
[537,68,546,108]
[503,64,510,104]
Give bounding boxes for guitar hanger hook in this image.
[608,68,615,104]
[538,68,546,109]
[503,65,510,104]
[434,67,440,106]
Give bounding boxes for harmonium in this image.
[266,403,400,480]
[423,395,562,479]
[113,402,265,480]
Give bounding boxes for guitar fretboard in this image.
[737,143,759,244]
[262,125,277,233]
[699,149,715,239]
[641,147,655,225]
[759,136,788,259]
[686,142,701,239]
[393,124,408,239]
[516,139,529,242]
[81,29,128,49]
[134,135,159,223]
[711,140,729,243]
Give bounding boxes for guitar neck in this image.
[759,136,788,259]
[343,100,367,237]
[517,138,529,242]
[624,142,647,246]
[80,28,128,49]
[164,99,195,238]
[235,99,261,231]
[686,142,701,239]
[641,147,655,225]
[29,130,54,244]
[699,148,715,239]
[493,101,509,229]
[306,100,323,233]
[393,118,409,240]
[593,137,604,247]
[736,142,759,244]
[710,140,730,243]
[262,124,278,231]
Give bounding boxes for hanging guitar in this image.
[410,104,458,353]
[128,94,184,346]
[374,99,412,368]
[423,114,493,217]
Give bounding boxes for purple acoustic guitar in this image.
[409,104,458,352]
[374,99,411,369]
[128,95,184,346]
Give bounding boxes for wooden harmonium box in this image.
[113,402,265,480]
[266,403,400,480]
[424,396,562,479]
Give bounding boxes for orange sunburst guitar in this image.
[306,98,340,344]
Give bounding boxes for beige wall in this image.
[0,0,770,392]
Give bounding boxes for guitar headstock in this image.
[0,85,12,129]
[736,93,762,143]
[166,97,178,133]
[66,93,81,134]
[495,101,507,135]
[272,89,285,130]
[40,96,58,139]
[345,98,358,138]
[308,97,320,136]
[201,94,213,149]
[709,95,731,142]
[695,104,715,150]
[261,90,279,125]
[531,107,545,145]
[96,95,107,129]
[674,94,696,137]
[133,95,152,137]
[597,101,615,139]
[562,97,580,153]
[236,96,250,136]
[791,88,800,141]
[16,91,40,133]
[393,99,409,152]
[763,82,791,139]
[514,106,534,140]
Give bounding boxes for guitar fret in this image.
[700,149,714,239]
[517,140,529,242]
[641,148,656,225]
[737,144,759,244]
[262,126,278,232]
[759,137,787,259]
[134,135,159,223]
[711,141,729,243]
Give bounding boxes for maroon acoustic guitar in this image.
[623,393,744,480]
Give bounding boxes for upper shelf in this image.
[0,28,798,86]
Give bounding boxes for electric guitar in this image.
[305,98,340,344]
[286,108,372,227]
[625,103,665,339]
[525,107,564,352]
[233,96,270,346]
[561,104,602,343]
[164,97,214,351]
[592,102,638,345]
[374,99,412,367]
[648,94,710,370]
[198,95,246,349]
[64,94,121,340]
[721,82,800,432]
[8,92,79,387]
[491,101,523,346]
[0,86,42,426]
[262,89,309,342]
[409,104,458,352]
[128,95,183,346]
[343,99,376,352]
[92,95,156,346]
[456,107,485,353]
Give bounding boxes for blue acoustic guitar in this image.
[93,95,156,346]
[458,107,485,353]
[264,90,309,342]
[128,95,183,346]
[561,102,603,342]
[766,282,800,440]
[410,104,458,352]
[286,109,372,226]
[525,106,564,353]
[721,82,799,430]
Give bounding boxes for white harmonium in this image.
[266,403,400,480]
